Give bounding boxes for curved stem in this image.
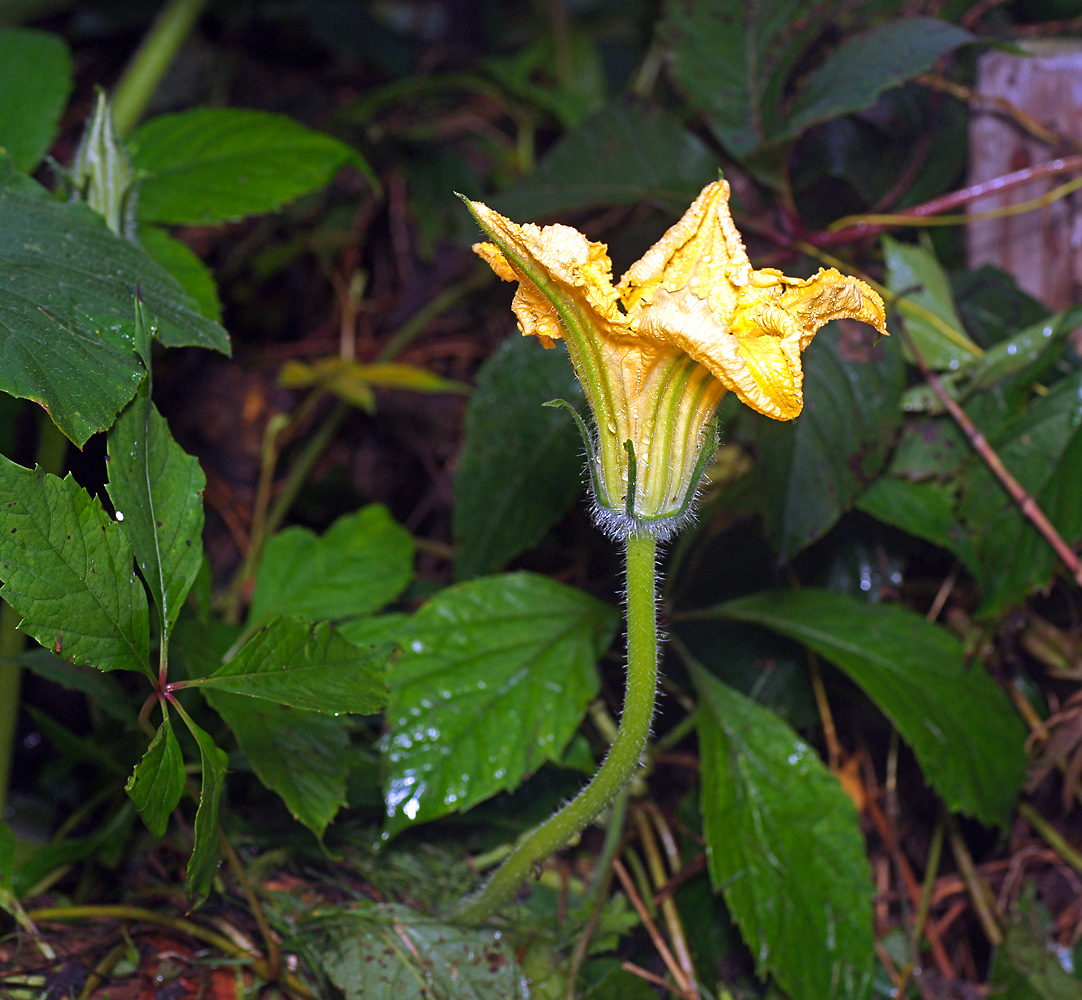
[451,532,657,925]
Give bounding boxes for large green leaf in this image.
[382,573,616,836]
[488,102,717,220]
[453,334,584,579]
[125,716,185,838]
[107,384,205,640]
[661,0,818,159]
[960,370,1082,617]
[883,235,982,371]
[756,322,903,561]
[692,664,874,1000]
[0,454,150,676]
[194,616,388,715]
[0,28,72,172]
[856,477,979,575]
[0,185,229,446]
[137,225,222,322]
[247,504,413,629]
[317,904,528,1000]
[710,589,1026,825]
[785,19,972,136]
[205,688,350,840]
[129,108,364,225]
[174,704,228,905]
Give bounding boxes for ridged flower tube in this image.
[465,180,887,538]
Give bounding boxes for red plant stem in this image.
[901,328,1082,590]
[754,154,1082,254]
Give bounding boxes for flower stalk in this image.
[452,532,657,926]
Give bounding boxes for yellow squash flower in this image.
[465,180,887,538]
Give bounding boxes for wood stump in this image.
[967,40,1082,317]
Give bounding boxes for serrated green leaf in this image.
[0,454,150,675]
[691,663,874,1000]
[0,185,229,445]
[336,612,409,647]
[856,477,979,575]
[137,225,222,322]
[709,589,1027,825]
[248,504,413,628]
[107,376,205,640]
[0,28,72,172]
[661,0,818,160]
[756,322,903,561]
[195,616,388,714]
[130,108,363,225]
[317,903,528,1000]
[383,572,615,836]
[883,235,981,370]
[453,335,584,579]
[960,370,1082,617]
[488,102,717,220]
[174,705,228,904]
[125,716,185,837]
[205,688,350,839]
[786,19,972,136]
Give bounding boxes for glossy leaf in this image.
[711,589,1026,825]
[488,102,717,220]
[692,664,874,1000]
[661,0,818,158]
[195,616,388,715]
[0,185,229,445]
[175,705,228,904]
[107,385,205,640]
[883,235,982,371]
[786,19,972,136]
[382,573,616,836]
[856,477,979,575]
[130,108,364,225]
[125,717,185,837]
[248,504,413,628]
[453,334,585,579]
[960,370,1082,617]
[756,322,903,561]
[205,688,350,840]
[0,28,73,172]
[319,903,528,1000]
[0,454,150,676]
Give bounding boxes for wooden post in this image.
[967,40,1082,314]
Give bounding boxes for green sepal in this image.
[542,397,606,504]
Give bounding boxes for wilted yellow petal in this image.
[618,179,751,321]
[638,288,806,420]
[776,267,888,350]
[467,200,629,348]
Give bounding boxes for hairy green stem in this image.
[451,532,657,925]
[111,0,208,137]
